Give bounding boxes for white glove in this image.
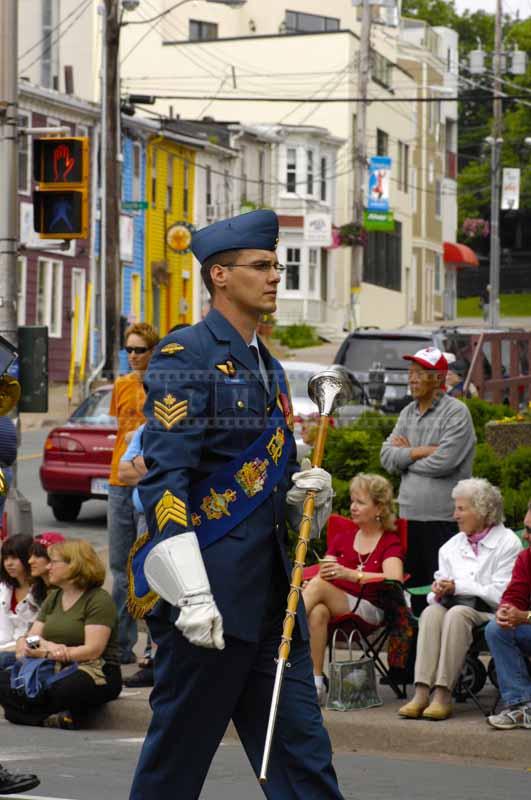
[286,458,333,508]
[144,532,225,650]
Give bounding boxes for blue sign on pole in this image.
[367,156,392,212]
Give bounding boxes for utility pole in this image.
[488,0,503,328]
[351,0,371,328]
[0,0,18,350]
[104,0,122,379]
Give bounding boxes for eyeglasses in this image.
[125,346,151,355]
[224,262,286,274]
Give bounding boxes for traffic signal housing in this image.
[33,136,89,240]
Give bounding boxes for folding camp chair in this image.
[304,513,413,701]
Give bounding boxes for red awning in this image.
[443,242,479,268]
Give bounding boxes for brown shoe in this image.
[398,700,429,719]
[422,702,453,721]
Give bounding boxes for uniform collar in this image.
[204,308,264,378]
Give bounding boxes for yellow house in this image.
[145,134,196,335]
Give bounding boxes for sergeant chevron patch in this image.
[160,342,184,355]
[154,394,188,430]
[155,490,188,531]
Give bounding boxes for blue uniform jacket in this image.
[139,308,307,643]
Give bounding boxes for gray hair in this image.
[451,478,504,527]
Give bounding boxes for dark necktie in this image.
[249,345,259,366]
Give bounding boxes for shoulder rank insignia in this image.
[200,488,237,520]
[160,343,184,355]
[235,458,269,497]
[153,394,188,430]
[215,360,237,377]
[156,491,187,531]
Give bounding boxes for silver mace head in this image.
[308,365,355,417]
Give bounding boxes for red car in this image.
[40,386,116,521]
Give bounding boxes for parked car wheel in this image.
[49,494,83,522]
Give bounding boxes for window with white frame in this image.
[435,179,442,218]
[410,167,417,213]
[308,248,318,293]
[41,0,59,89]
[206,165,213,216]
[258,150,265,206]
[434,253,442,293]
[286,248,301,291]
[286,147,297,194]
[133,142,141,201]
[17,112,31,194]
[166,155,174,211]
[17,257,27,326]
[224,168,231,216]
[240,148,247,203]
[397,141,409,193]
[36,258,63,337]
[151,149,157,207]
[320,155,328,202]
[306,149,314,195]
[183,159,190,216]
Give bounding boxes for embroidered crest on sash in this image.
[191,512,202,527]
[200,488,237,520]
[153,394,188,430]
[266,427,285,465]
[160,343,184,355]
[155,491,187,531]
[235,458,269,497]
[0,469,7,497]
[215,360,237,377]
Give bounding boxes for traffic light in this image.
[33,137,89,240]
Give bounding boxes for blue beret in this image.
[192,210,279,264]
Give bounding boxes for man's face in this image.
[215,249,281,315]
[523,508,531,545]
[408,363,443,401]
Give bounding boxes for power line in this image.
[18,0,91,61]
[129,91,531,103]
[20,0,93,75]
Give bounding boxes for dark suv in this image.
[334,328,444,413]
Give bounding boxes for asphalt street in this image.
[0,724,530,800]
[16,429,108,548]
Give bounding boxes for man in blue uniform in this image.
[128,210,343,799]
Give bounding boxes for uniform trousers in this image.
[414,603,492,690]
[129,611,344,800]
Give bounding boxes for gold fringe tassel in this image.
[127,531,160,620]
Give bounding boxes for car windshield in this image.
[69,390,116,425]
[340,337,432,371]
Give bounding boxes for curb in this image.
[86,686,531,767]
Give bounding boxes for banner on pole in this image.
[501,168,520,210]
[367,156,392,212]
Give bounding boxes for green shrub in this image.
[472,444,502,487]
[321,428,372,482]
[463,397,514,443]
[501,447,531,491]
[272,323,320,349]
[502,485,531,530]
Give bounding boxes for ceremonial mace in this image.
[259,366,355,784]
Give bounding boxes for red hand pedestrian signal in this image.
[53,144,76,182]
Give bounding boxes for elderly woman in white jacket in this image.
[399,478,521,721]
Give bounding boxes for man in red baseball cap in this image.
[381,347,476,615]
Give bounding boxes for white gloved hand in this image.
[286,457,333,508]
[176,598,225,650]
[144,531,225,650]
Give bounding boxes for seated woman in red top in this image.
[303,473,404,705]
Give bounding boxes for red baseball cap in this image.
[34,532,66,549]
[403,347,449,373]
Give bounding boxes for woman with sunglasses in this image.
[108,322,159,665]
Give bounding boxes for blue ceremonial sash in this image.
[128,371,295,618]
